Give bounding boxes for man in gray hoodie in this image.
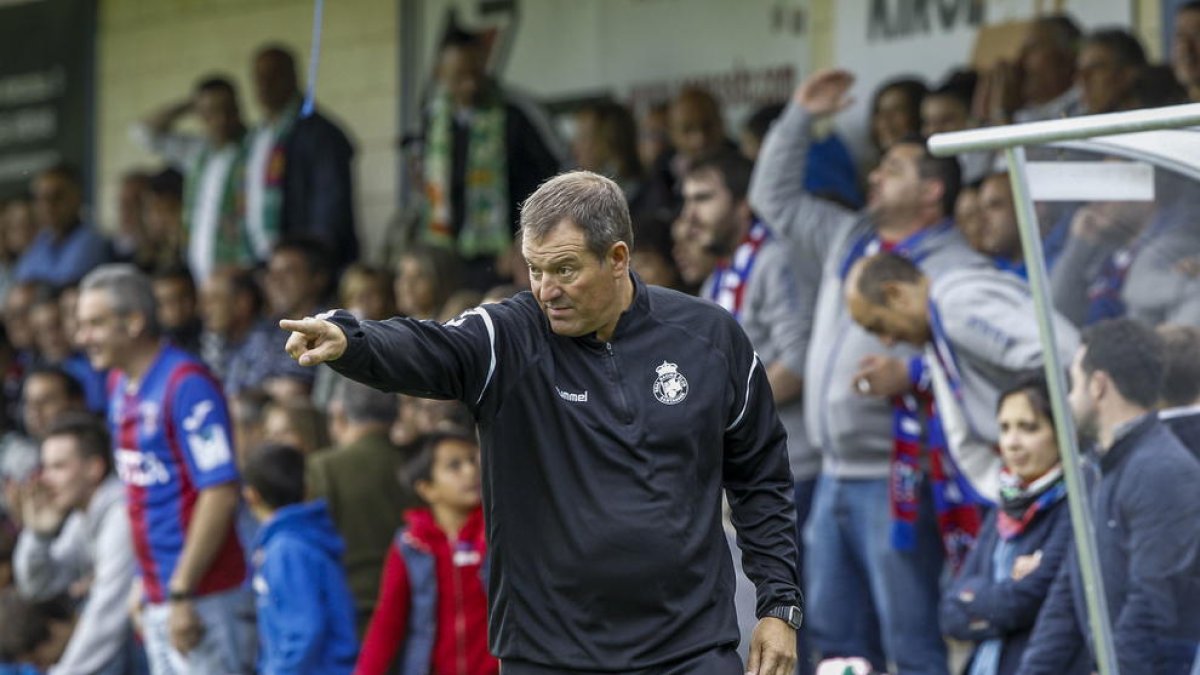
[749,68,987,674]
[683,148,819,672]
[845,252,1079,502]
[13,413,138,674]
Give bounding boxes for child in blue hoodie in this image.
[243,444,358,675]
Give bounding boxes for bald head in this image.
[845,253,931,347]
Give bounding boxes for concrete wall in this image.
[95,0,398,256]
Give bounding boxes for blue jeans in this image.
[142,587,256,675]
[803,475,947,675]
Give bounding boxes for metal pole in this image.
[1004,146,1120,675]
[928,102,1200,157]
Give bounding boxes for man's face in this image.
[671,216,716,287]
[253,52,297,115]
[920,95,969,137]
[867,142,927,221]
[954,186,987,252]
[523,221,624,338]
[29,302,71,363]
[3,199,36,256]
[681,170,742,258]
[117,176,146,235]
[1068,347,1099,445]
[979,175,1021,259]
[669,98,722,163]
[59,287,80,349]
[32,173,81,235]
[22,375,74,441]
[437,45,485,109]
[76,289,136,371]
[1020,28,1075,106]
[40,435,94,513]
[152,278,196,331]
[195,88,241,146]
[572,110,603,172]
[1173,10,1200,91]
[266,250,317,317]
[845,282,929,348]
[1077,43,1136,114]
[143,193,181,245]
[4,284,36,351]
[394,256,437,319]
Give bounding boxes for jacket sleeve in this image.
[940,516,999,641]
[13,513,87,600]
[49,505,136,675]
[1049,235,1112,327]
[721,327,801,618]
[1112,451,1200,675]
[1018,550,1089,674]
[750,246,811,380]
[355,545,411,675]
[261,540,333,675]
[326,304,511,412]
[295,117,358,268]
[747,102,858,263]
[943,510,1074,641]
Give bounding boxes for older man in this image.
[282,171,802,675]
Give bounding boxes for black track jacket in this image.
[324,273,801,671]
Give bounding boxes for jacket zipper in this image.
[605,342,633,424]
[453,540,467,675]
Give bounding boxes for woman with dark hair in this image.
[870,77,927,154]
[940,375,1088,675]
[393,244,461,320]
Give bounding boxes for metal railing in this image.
[925,102,1200,675]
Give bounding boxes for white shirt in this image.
[187,146,238,284]
[244,121,284,259]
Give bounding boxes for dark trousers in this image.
[501,645,743,675]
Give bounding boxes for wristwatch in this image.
[167,589,194,602]
[765,605,803,630]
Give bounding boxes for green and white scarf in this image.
[422,86,510,259]
[183,139,256,270]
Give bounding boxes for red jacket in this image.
[355,506,497,675]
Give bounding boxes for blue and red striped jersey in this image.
[108,344,245,603]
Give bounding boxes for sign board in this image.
[0,0,95,199]
[833,0,1132,163]
[418,0,812,129]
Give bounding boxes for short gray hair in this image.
[80,264,160,337]
[519,170,633,260]
[333,377,397,426]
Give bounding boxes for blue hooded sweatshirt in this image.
[253,499,358,675]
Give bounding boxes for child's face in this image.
[421,439,482,511]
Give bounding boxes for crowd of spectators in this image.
[0,7,1199,675]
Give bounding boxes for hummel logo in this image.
[556,387,589,403]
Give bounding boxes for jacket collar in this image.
[1099,414,1157,474]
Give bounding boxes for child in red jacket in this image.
[355,429,497,675]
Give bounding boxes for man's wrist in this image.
[167,583,194,602]
[761,604,803,630]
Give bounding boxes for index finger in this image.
[278,317,320,334]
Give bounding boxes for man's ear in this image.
[922,179,946,212]
[242,485,260,509]
[608,241,631,276]
[125,311,147,340]
[1089,369,1109,403]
